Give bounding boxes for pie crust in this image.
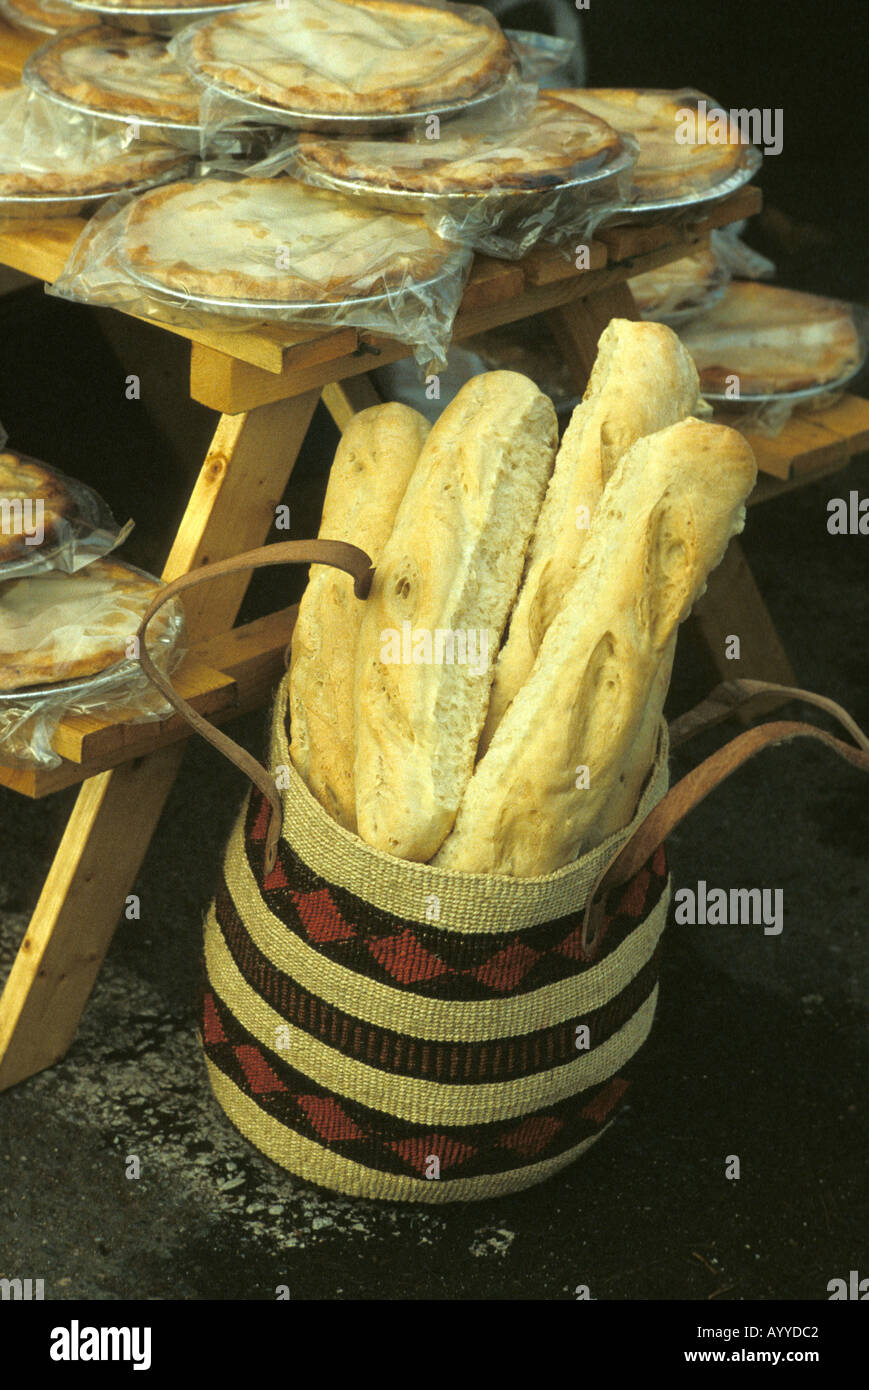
[549,89,746,200]
[27,26,202,124]
[122,176,457,302]
[0,557,174,692]
[0,86,188,196]
[0,0,82,34]
[629,244,720,316]
[0,452,74,565]
[296,93,623,194]
[185,0,515,116]
[678,283,863,395]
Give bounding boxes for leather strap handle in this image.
[580,678,869,954]
[135,540,375,875]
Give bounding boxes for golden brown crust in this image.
[0,557,174,692]
[679,283,862,395]
[0,452,72,564]
[549,88,746,201]
[189,0,515,116]
[28,27,201,123]
[296,94,622,194]
[0,0,82,33]
[122,176,456,302]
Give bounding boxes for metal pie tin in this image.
[65,0,249,36]
[606,145,762,222]
[702,359,866,406]
[22,60,202,137]
[294,142,636,220]
[0,657,142,704]
[117,243,460,320]
[188,69,521,137]
[0,167,189,217]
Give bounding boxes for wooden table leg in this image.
[0,389,321,1091]
[321,376,382,432]
[689,536,798,712]
[546,282,640,394]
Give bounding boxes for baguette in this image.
[288,402,430,830]
[354,371,558,861]
[478,318,702,754]
[434,418,757,876]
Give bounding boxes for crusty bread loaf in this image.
[354,371,558,861]
[434,418,757,876]
[288,402,429,830]
[478,319,702,754]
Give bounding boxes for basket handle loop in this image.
[135,540,375,875]
[580,679,869,954]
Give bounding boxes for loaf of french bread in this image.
[288,402,429,830]
[434,417,757,876]
[478,318,702,754]
[354,371,558,861]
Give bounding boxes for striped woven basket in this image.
[134,539,869,1204]
[200,681,671,1202]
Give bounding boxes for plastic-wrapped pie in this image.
[0,86,187,198]
[629,244,724,319]
[0,0,81,33]
[0,557,179,692]
[0,453,75,564]
[295,93,623,196]
[550,88,749,202]
[177,0,515,116]
[25,27,202,126]
[678,283,863,396]
[121,175,461,302]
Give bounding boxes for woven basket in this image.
[135,538,869,1203]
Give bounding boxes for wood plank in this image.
[546,281,639,391]
[321,376,382,431]
[460,255,524,311]
[598,185,762,261]
[749,460,849,507]
[522,239,607,287]
[800,393,869,457]
[189,243,710,413]
[161,391,320,631]
[0,22,39,85]
[723,411,849,481]
[51,660,237,764]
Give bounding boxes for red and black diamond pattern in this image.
[237,788,668,1002]
[213,879,662,1084]
[201,980,639,1182]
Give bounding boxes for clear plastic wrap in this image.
[505,28,576,84]
[23,27,203,141]
[63,0,252,39]
[0,447,131,579]
[48,173,473,368]
[221,91,638,260]
[629,228,776,325]
[0,0,82,35]
[0,84,191,216]
[549,88,762,219]
[170,0,523,144]
[0,559,186,767]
